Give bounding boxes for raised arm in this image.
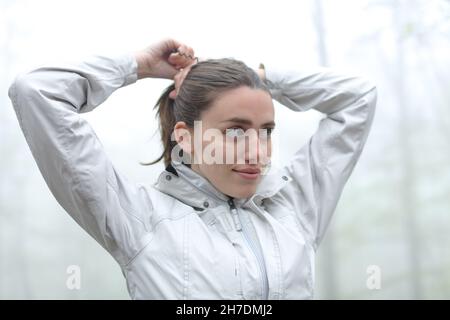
[264,65,377,250]
[7,38,198,266]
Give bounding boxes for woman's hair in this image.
[140,58,271,168]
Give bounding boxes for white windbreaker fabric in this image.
[8,53,377,300]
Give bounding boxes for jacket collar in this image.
[153,160,292,210]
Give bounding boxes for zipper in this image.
[227,198,269,300]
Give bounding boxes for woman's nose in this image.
[244,130,270,165]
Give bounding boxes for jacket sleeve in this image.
[8,53,154,266]
[264,65,377,250]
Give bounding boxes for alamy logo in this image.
[170,120,276,170]
[66,265,81,290]
[366,265,381,290]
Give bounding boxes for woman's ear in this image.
[173,121,193,155]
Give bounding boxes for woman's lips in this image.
[232,168,261,180]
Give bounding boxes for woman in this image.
[8,38,377,299]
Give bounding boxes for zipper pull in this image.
[227,198,242,232]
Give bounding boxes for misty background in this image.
[1,0,449,299]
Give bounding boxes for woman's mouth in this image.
[232,167,261,180]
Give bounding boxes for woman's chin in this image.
[227,186,258,199]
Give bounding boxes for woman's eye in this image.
[260,128,274,138]
[225,127,246,138]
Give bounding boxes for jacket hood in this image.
[153,160,293,210]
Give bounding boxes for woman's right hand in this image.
[134,38,197,81]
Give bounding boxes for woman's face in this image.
[175,86,275,199]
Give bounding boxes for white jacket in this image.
[8,53,377,300]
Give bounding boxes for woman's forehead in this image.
[202,87,274,126]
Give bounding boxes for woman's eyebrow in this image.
[220,117,276,127]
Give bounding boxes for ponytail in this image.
[140,84,177,167]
